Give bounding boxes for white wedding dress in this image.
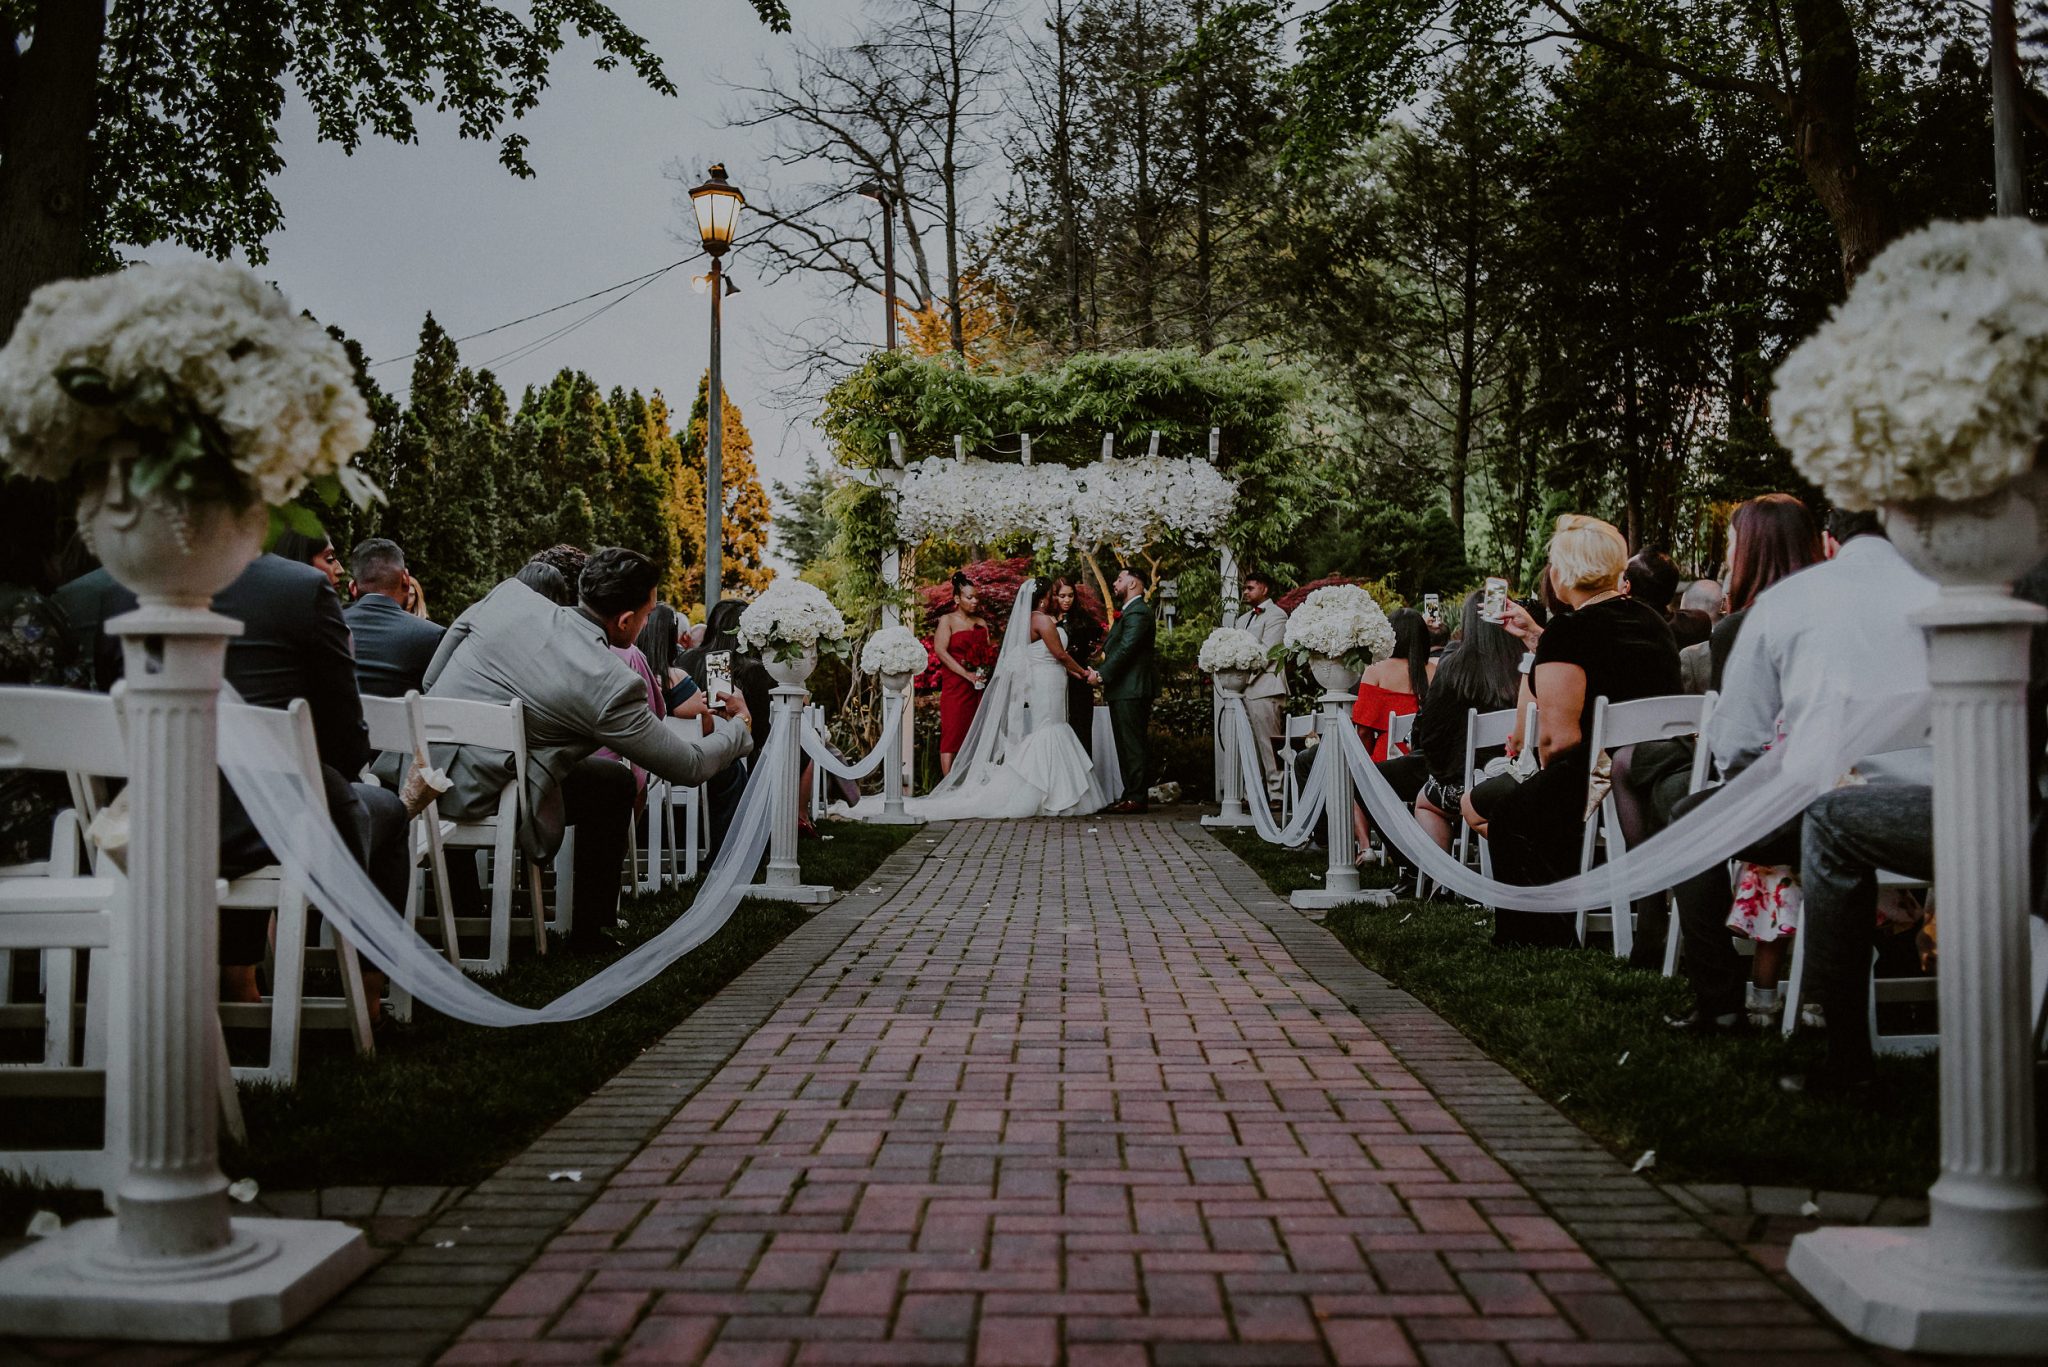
[839,582,1108,822]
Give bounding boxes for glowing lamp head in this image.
[689,163,745,256]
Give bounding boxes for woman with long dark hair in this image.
[1352,607,1434,762]
[1407,590,1524,854]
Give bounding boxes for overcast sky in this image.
[142,0,897,574]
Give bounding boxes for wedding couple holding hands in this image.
[871,567,1158,822]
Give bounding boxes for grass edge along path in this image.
[1209,827,1948,1195]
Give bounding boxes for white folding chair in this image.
[659,779,704,884]
[414,695,549,972]
[1658,692,1719,977]
[0,687,129,1197]
[1475,702,1540,889]
[805,704,828,819]
[215,696,376,1087]
[360,694,462,1025]
[1576,694,1713,958]
[1414,704,1522,901]
[1277,713,1317,822]
[1385,710,1415,756]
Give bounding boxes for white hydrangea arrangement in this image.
[0,260,377,511]
[1281,584,1395,669]
[859,624,929,677]
[737,579,850,662]
[1073,456,1237,552]
[1772,218,2048,510]
[1197,626,1270,675]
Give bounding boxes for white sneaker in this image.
[1745,983,1785,1030]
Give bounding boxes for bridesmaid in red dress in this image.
[1350,608,1435,854]
[934,572,992,775]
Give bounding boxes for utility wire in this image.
[368,256,699,369]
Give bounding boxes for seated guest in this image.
[272,528,346,593]
[425,549,753,948]
[679,599,776,855]
[1663,507,1933,1033]
[529,543,589,591]
[1680,576,1724,622]
[0,577,90,865]
[65,552,411,1013]
[1669,608,1712,651]
[513,560,574,606]
[403,571,431,620]
[1463,515,1681,946]
[52,562,128,692]
[345,538,446,697]
[1408,590,1522,856]
[1623,546,1680,618]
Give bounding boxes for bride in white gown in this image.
[840,577,1109,821]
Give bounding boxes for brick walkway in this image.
[414,815,1889,1367]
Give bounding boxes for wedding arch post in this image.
[1789,559,2048,1353]
[882,431,913,798]
[1214,430,1239,815]
[0,512,368,1339]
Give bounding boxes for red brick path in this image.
[440,817,1699,1366]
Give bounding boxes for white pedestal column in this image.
[1789,589,2048,1355]
[1291,690,1394,915]
[746,682,837,905]
[876,677,919,825]
[0,606,369,1341]
[1201,686,1255,829]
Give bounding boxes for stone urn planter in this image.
[1880,463,2046,590]
[1307,655,1362,695]
[879,668,914,694]
[763,645,819,690]
[78,444,267,606]
[1212,666,1254,695]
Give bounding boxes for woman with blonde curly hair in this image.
[1462,514,1682,947]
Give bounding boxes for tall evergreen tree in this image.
[681,373,774,602]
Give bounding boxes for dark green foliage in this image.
[771,458,842,573]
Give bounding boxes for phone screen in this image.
[705,651,733,709]
[1480,578,1509,623]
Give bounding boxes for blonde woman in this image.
[1461,514,1682,946]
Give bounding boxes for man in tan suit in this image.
[425,547,753,948]
[1231,570,1290,793]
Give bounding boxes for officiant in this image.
[1230,570,1290,792]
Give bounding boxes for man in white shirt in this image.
[1668,510,1936,1032]
[1230,571,1290,791]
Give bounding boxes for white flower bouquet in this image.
[1772,218,2048,510]
[891,453,1235,554]
[0,261,377,513]
[1072,456,1236,553]
[1281,584,1395,670]
[737,579,850,663]
[1197,626,1269,675]
[860,624,929,677]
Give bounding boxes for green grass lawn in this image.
[3,820,919,1229]
[1212,830,1964,1195]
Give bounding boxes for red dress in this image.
[1351,682,1420,762]
[938,624,991,753]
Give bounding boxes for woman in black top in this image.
[1464,515,1681,946]
[1055,578,1104,754]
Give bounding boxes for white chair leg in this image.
[41,947,79,1067]
[1782,923,1809,1038]
[527,860,550,951]
[483,831,513,974]
[265,896,309,1087]
[332,931,376,1058]
[215,1017,247,1147]
[1661,894,1682,978]
[554,827,576,940]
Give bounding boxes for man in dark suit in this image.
[51,565,127,692]
[1099,566,1160,813]
[345,538,445,697]
[69,553,409,1008]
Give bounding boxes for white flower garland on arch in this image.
[890,454,1236,552]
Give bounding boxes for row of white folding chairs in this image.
[0,685,353,1193]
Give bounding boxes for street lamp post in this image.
[689,163,745,614]
[857,182,897,351]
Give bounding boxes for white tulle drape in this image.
[1316,688,1929,914]
[1217,688,1927,915]
[1225,699,1329,846]
[215,686,780,1026]
[799,695,905,782]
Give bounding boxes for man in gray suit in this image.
[344,538,445,697]
[425,548,753,947]
[1230,570,1290,792]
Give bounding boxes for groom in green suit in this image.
[1099,566,1160,813]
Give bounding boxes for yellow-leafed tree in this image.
[681,372,774,603]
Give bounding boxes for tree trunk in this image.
[1788,0,1897,281]
[1190,0,1213,353]
[1131,0,1157,347]
[0,1,108,343]
[1448,144,1480,539]
[1055,2,1083,351]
